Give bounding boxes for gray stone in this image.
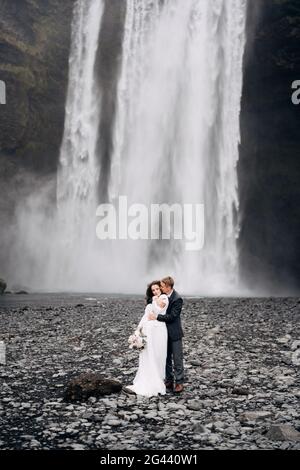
[277,335,291,345]
[224,426,240,437]
[187,400,202,411]
[107,419,122,427]
[190,360,202,366]
[266,425,300,442]
[240,411,273,422]
[155,430,168,439]
[70,443,86,450]
[192,422,209,434]
[291,340,300,351]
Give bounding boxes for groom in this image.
[149,276,184,393]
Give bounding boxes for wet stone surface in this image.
[0,295,299,450]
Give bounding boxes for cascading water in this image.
[53,0,104,290]
[107,0,247,294]
[21,0,247,294]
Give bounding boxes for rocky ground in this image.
[0,294,299,450]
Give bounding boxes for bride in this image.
[126,280,169,397]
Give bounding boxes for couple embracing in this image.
[125,276,184,398]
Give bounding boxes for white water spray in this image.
[53,0,104,289]
[108,0,247,294]
[9,0,248,295]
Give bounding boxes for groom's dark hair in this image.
[161,276,174,288]
[145,280,161,305]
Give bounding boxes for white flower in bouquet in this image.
[128,329,147,350]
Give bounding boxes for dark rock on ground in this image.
[232,387,250,396]
[64,373,122,402]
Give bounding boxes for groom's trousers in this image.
[166,338,184,384]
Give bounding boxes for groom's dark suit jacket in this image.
[157,290,184,341]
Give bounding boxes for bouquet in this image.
[128,328,147,350]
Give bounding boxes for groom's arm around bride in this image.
[155,290,184,343]
[157,293,183,326]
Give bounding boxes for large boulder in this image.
[64,373,122,402]
[266,425,300,442]
[0,278,6,294]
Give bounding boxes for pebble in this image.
[0,296,299,450]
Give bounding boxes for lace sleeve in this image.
[152,294,169,315]
[136,304,151,332]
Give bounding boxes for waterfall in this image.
[107,0,247,294]
[44,0,247,294]
[53,0,104,289]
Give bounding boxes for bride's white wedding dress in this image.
[127,295,169,397]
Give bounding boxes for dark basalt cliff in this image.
[0,0,74,232]
[239,0,300,294]
[0,0,74,173]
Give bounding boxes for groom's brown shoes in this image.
[174,384,184,393]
